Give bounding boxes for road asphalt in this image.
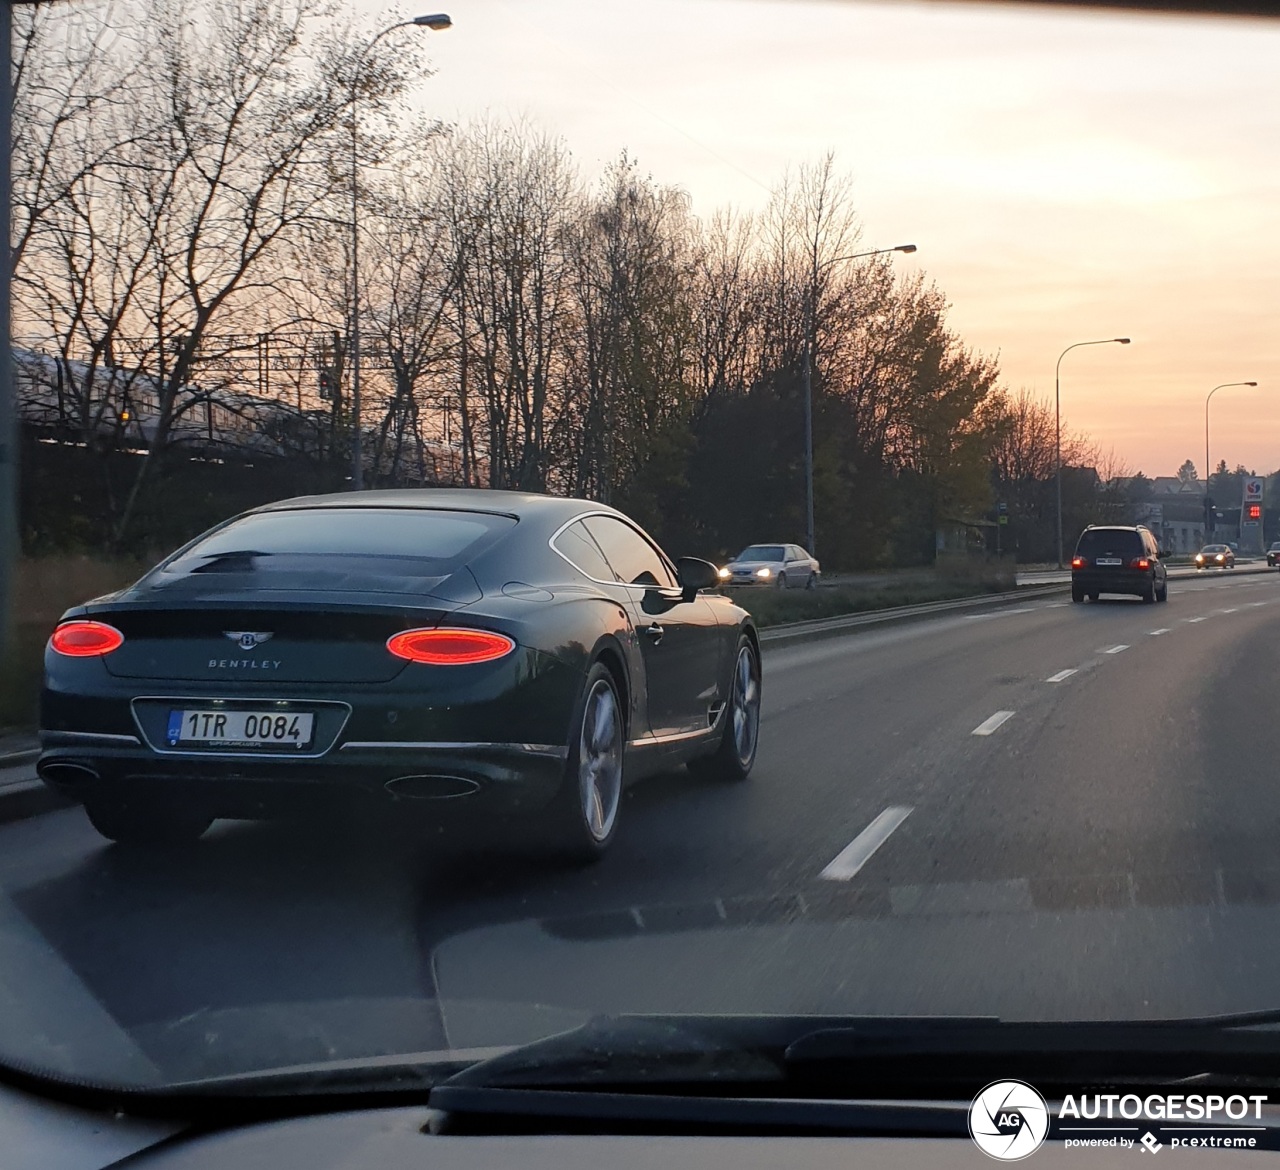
[2,567,1279,1085]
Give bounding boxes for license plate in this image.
[1096,558,1122,566]
[166,708,314,749]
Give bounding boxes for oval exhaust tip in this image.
[39,762,100,786]
[385,774,481,800]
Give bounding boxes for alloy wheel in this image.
[578,678,622,842]
[730,643,761,766]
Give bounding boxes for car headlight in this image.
[716,566,731,580]
[756,567,771,578]
[1195,555,1204,562]
[1216,554,1224,562]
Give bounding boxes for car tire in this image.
[776,572,787,590]
[689,634,761,783]
[1071,585,1084,603]
[1088,592,1099,602]
[1157,579,1169,603]
[83,799,211,846]
[1142,580,1156,604]
[547,662,625,863]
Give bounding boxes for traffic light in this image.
[318,369,335,400]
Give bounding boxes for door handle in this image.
[644,623,664,644]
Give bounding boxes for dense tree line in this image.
[14,0,1115,565]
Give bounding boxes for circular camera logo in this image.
[969,1080,1050,1160]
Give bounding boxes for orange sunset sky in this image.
[373,0,1279,479]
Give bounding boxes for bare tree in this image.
[14,0,425,546]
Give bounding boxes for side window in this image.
[552,521,615,583]
[790,545,804,561]
[581,516,677,589]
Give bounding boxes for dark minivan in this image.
[1070,524,1168,604]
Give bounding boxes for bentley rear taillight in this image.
[386,628,515,665]
[50,620,125,657]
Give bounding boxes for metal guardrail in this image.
[758,583,1070,647]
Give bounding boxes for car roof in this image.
[248,488,616,524]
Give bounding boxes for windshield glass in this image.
[737,546,786,562]
[5,0,1280,1117]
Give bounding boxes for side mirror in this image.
[675,556,720,601]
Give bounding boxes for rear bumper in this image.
[1072,569,1157,596]
[37,732,567,818]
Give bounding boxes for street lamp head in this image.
[412,12,452,29]
[1115,338,1131,344]
[1245,381,1259,386]
[896,244,918,254]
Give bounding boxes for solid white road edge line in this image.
[972,710,1015,736]
[820,805,913,882]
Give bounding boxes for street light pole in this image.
[0,0,16,663]
[1054,337,1131,568]
[803,242,917,558]
[1204,380,1259,533]
[350,13,451,492]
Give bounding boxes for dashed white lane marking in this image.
[1219,608,1239,614]
[1045,669,1077,683]
[1101,645,1129,654]
[972,710,1015,736]
[1046,603,1069,608]
[820,806,913,882]
[1148,628,1171,636]
[1186,616,1208,623]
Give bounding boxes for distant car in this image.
[1195,543,1235,569]
[1070,524,1167,603]
[1267,541,1280,567]
[720,543,820,590]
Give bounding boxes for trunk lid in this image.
[88,597,455,684]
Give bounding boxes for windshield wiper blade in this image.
[785,1008,1280,1066]
[435,1011,1280,1101]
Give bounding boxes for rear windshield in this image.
[1075,529,1142,557]
[738,545,785,561]
[147,508,516,591]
